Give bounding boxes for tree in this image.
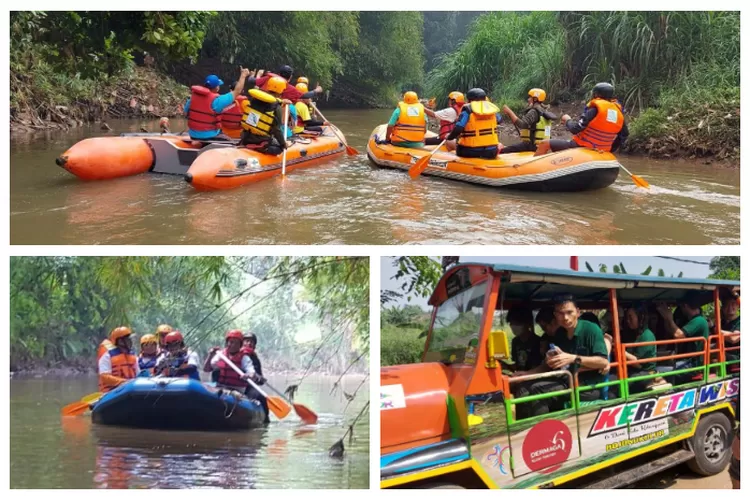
[709,256,740,280]
[381,256,443,304]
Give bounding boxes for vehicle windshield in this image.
[425,281,487,364]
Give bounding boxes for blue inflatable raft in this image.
[91,378,266,431]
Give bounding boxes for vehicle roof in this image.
[429,263,739,306]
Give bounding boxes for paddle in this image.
[263,381,318,425]
[282,104,289,176]
[216,351,291,420]
[311,103,359,156]
[408,139,446,179]
[619,164,650,189]
[61,391,103,417]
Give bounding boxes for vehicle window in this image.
[425,281,487,364]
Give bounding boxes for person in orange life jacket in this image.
[250,66,323,103]
[184,67,251,141]
[219,80,250,139]
[98,326,139,392]
[242,331,269,423]
[534,82,628,156]
[445,88,504,159]
[154,331,200,380]
[206,330,265,391]
[137,334,159,376]
[380,91,427,149]
[239,76,295,155]
[423,92,465,146]
[293,83,326,134]
[500,88,558,153]
[155,324,173,354]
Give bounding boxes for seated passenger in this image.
[98,327,139,393]
[535,305,558,354]
[293,83,326,134]
[656,292,709,383]
[720,290,740,362]
[206,330,265,394]
[184,68,251,141]
[621,305,659,393]
[238,76,292,155]
[500,88,556,153]
[513,296,608,416]
[154,324,173,355]
[508,306,543,373]
[137,334,159,376]
[534,82,628,156]
[580,311,601,329]
[383,91,426,149]
[445,88,503,159]
[218,80,248,139]
[424,92,464,146]
[242,331,269,423]
[154,331,200,381]
[250,65,323,103]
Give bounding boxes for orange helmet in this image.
[296,82,309,93]
[164,331,184,345]
[448,91,465,104]
[403,91,419,105]
[266,76,287,95]
[110,326,133,343]
[140,334,157,346]
[226,329,243,342]
[528,88,547,102]
[297,76,309,85]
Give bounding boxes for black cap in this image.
[593,82,614,99]
[278,65,293,80]
[466,88,487,101]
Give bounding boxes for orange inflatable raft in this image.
[367,124,621,192]
[184,127,345,191]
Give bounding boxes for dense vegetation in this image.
[10,256,369,376]
[427,11,740,159]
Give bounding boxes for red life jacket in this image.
[216,348,247,389]
[220,95,248,137]
[438,103,463,139]
[187,86,220,132]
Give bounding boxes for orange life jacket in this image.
[187,86,221,132]
[438,103,463,139]
[572,98,624,152]
[216,349,247,389]
[220,95,248,138]
[98,347,137,392]
[392,102,426,143]
[458,101,500,148]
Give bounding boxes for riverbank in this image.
[11,66,187,132]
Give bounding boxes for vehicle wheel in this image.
[687,412,732,476]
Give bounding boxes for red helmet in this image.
[164,331,184,345]
[225,329,243,342]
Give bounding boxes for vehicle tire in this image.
[687,412,733,476]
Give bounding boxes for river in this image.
[9,374,369,489]
[10,110,739,245]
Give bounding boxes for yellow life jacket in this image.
[392,102,426,143]
[458,100,500,148]
[520,105,553,144]
[241,89,279,136]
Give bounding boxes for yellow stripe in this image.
[538,404,735,488]
[380,461,472,488]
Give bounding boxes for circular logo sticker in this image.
[521,419,572,472]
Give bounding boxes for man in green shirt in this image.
[512,296,608,417]
[622,305,658,393]
[657,292,710,383]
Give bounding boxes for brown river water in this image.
[9,375,369,489]
[10,110,739,245]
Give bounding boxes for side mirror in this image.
[486,330,510,368]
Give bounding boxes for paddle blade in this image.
[408,155,431,179]
[345,145,359,156]
[81,392,102,404]
[293,403,318,425]
[631,174,650,189]
[61,401,90,417]
[267,396,291,419]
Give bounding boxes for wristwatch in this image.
[574,356,582,366]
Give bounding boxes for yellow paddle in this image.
[61,391,103,417]
[408,139,447,179]
[620,164,650,189]
[311,103,359,156]
[216,351,291,420]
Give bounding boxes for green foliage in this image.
[381,325,424,366]
[382,256,443,304]
[584,261,682,278]
[709,257,740,280]
[423,12,482,72]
